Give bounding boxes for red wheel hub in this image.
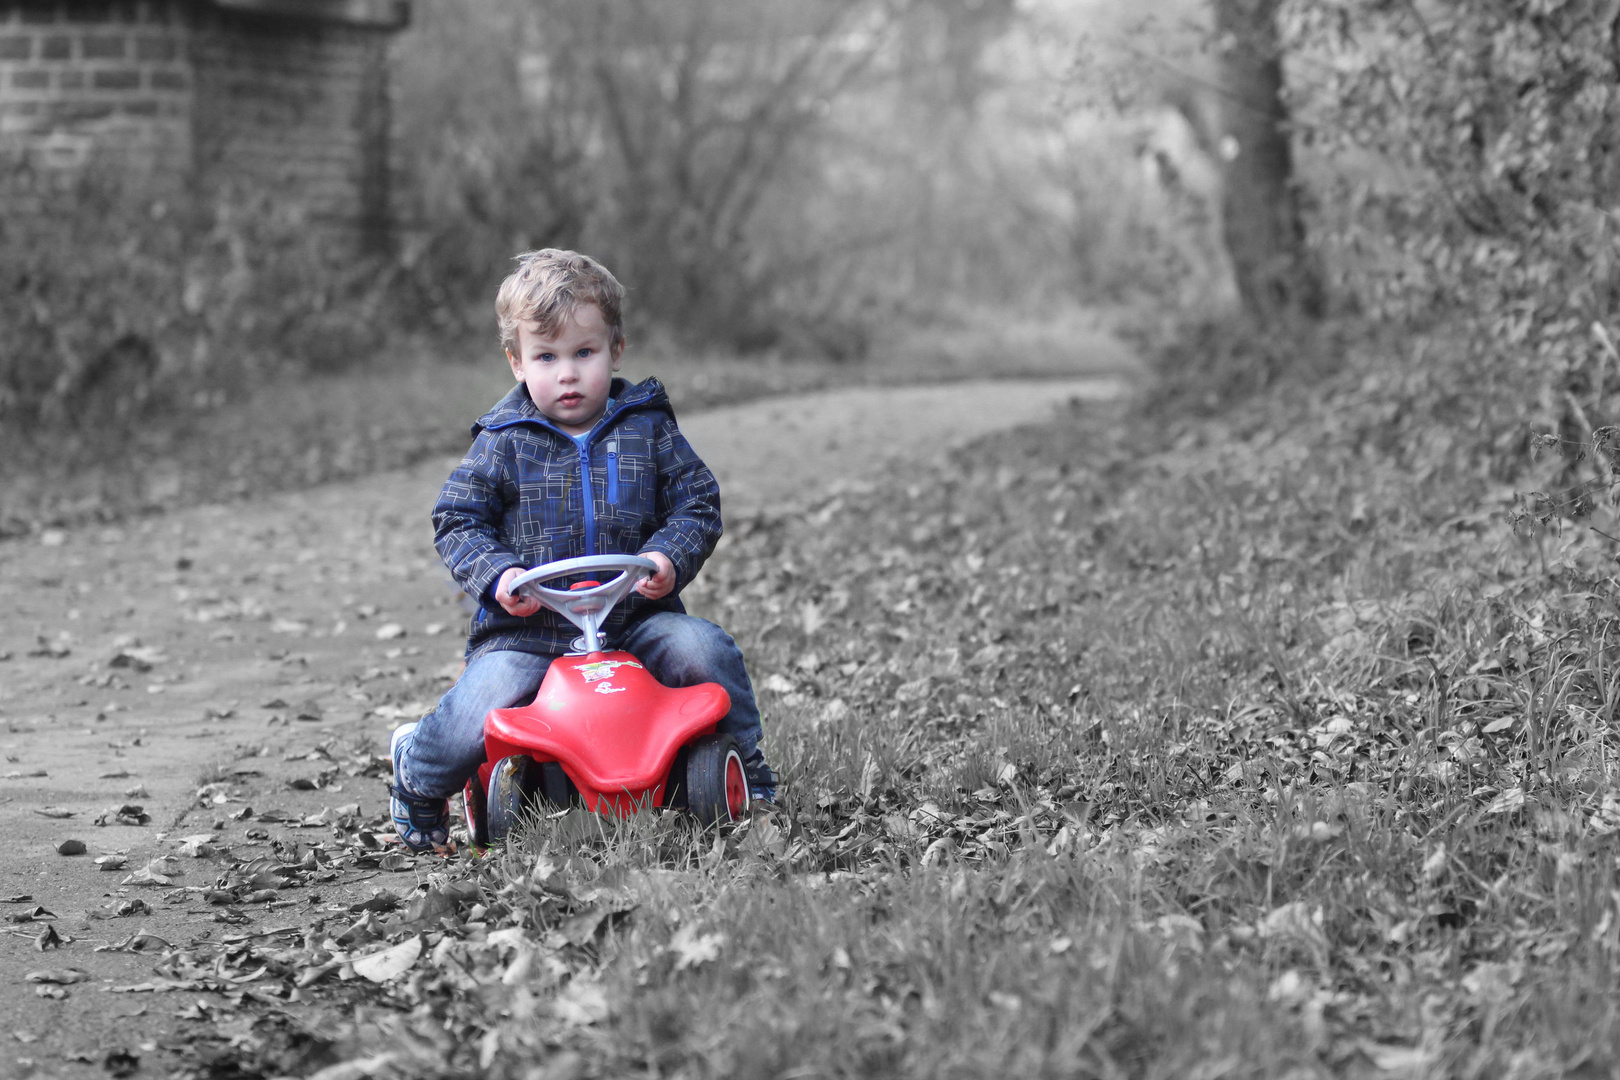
[724,751,748,819]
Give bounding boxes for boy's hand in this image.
[494,567,542,617]
[636,551,676,600]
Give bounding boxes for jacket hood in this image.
[471,376,673,439]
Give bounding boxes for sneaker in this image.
[389,722,450,853]
[745,756,776,806]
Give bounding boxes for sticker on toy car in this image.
[576,659,644,683]
[594,683,627,694]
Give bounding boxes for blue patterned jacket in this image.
[434,376,722,658]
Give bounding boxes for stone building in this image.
[0,0,410,254]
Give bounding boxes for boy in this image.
[388,248,774,852]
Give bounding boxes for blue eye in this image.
[538,352,555,362]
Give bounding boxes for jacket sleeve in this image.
[433,428,524,607]
[640,415,722,589]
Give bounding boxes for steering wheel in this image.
[507,554,659,654]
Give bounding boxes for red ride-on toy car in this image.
[460,554,750,846]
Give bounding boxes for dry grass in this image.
[39,312,1611,1079]
[241,326,1620,1078]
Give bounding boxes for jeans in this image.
[396,611,774,800]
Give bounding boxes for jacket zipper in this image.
[577,439,597,555]
[504,397,633,558]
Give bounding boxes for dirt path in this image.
[0,372,1129,1076]
[680,376,1130,515]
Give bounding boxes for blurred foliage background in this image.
[389,0,1105,359]
[4,0,1620,512]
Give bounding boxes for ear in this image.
[611,338,625,371]
[506,348,523,381]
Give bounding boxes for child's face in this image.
[507,303,623,435]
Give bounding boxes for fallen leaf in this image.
[95,929,172,953]
[110,647,165,671]
[103,1049,140,1078]
[669,924,725,971]
[25,968,89,984]
[401,888,462,929]
[303,1053,398,1080]
[107,980,212,993]
[1359,1041,1434,1074]
[119,867,174,887]
[28,635,69,658]
[95,805,150,827]
[333,910,380,949]
[1154,913,1205,952]
[9,906,56,923]
[921,837,957,866]
[350,935,423,983]
[95,898,151,919]
[1257,902,1328,954]
[349,891,403,915]
[1483,788,1526,816]
[553,978,610,1026]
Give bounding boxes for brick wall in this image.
[190,4,393,253]
[0,0,402,254]
[0,1,192,174]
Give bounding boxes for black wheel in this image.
[487,755,540,842]
[462,777,489,849]
[685,733,749,826]
[535,759,579,810]
[662,746,692,810]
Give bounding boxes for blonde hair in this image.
[495,249,626,356]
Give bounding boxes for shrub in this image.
[0,152,399,436]
[1288,0,1620,487]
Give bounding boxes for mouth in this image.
[557,393,584,407]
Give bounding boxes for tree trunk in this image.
[1212,0,1323,327]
